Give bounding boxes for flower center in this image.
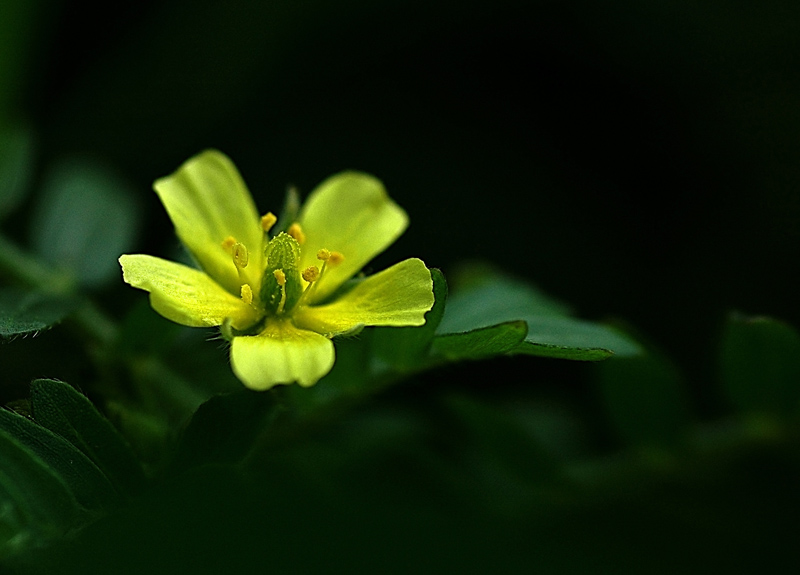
[222,219,344,319]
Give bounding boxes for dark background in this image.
[15,0,799,396]
[4,1,800,571]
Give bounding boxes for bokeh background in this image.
[3,0,800,572]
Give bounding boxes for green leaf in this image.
[719,314,800,418]
[432,320,528,360]
[436,266,641,360]
[0,123,34,218]
[515,316,639,358]
[171,389,280,471]
[30,379,146,497]
[370,268,448,370]
[0,288,76,338]
[436,265,572,334]
[0,408,120,511]
[0,427,80,552]
[594,348,690,447]
[30,158,140,287]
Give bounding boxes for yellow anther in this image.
[302,266,320,283]
[221,236,237,252]
[328,251,344,265]
[287,223,306,245]
[261,212,277,232]
[273,268,286,286]
[232,242,249,269]
[240,283,253,305]
[316,248,331,261]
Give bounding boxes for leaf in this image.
[0,288,76,338]
[171,389,280,471]
[515,316,639,358]
[30,158,140,287]
[594,348,690,447]
[370,268,448,370]
[0,123,34,218]
[432,321,528,360]
[436,266,641,360]
[30,379,146,497]
[0,408,120,511]
[436,265,572,335]
[0,426,80,549]
[719,314,800,418]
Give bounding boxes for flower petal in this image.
[230,321,335,390]
[153,150,264,295]
[293,258,434,336]
[297,171,408,302]
[119,254,258,329]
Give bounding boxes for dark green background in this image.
[12,0,798,391]
[3,0,800,572]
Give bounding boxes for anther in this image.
[287,223,306,245]
[328,251,344,265]
[232,242,249,269]
[302,266,320,283]
[221,236,237,252]
[261,212,277,233]
[316,248,331,261]
[240,284,253,305]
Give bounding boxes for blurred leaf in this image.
[444,393,561,485]
[171,389,281,471]
[594,348,690,447]
[30,379,146,497]
[432,320,528,360]
[0,426,80,555]
[720,314,800,418]
[0,408,120,511]
[0,123,34,218]
[370,268,447,370]
[0,287,76,338]
[30,158,140,287]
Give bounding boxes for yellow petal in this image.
[153,150,264,295]
[119,254,258,329]
[293,258,434,336]
[230,321,335,390]
[297,171,408,302]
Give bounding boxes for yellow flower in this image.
[119,150,434,390]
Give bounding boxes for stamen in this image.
[328,251,344,265]
[302,266,320,283]
[221,236,237,252]
[316,248,331,261]
[232,242,249,269]
[261,212,277,233]
[240,283,253,305]
[287,223,306,245]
